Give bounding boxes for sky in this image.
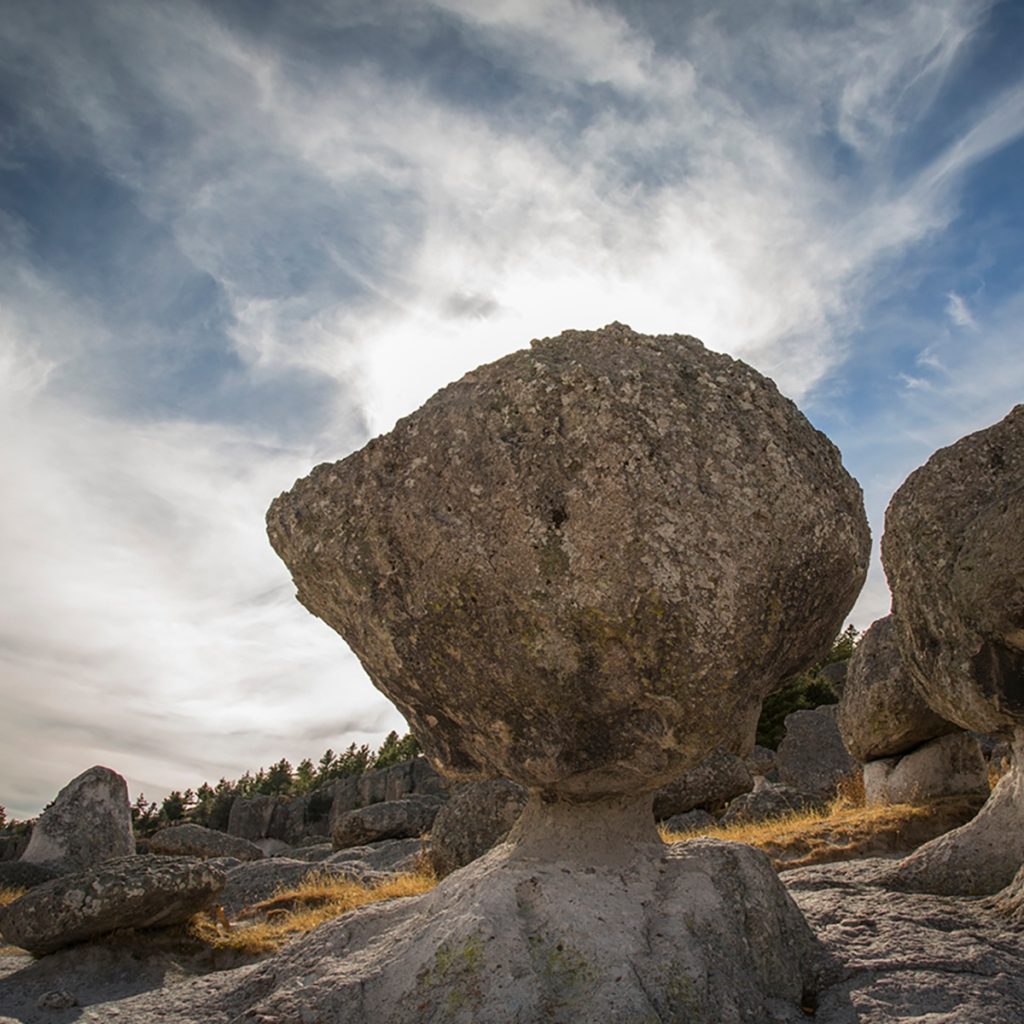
[1,0,1022,819]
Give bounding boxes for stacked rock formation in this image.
[883,405,1024,895]
[838,616,985,805]
[258,324,870,1022]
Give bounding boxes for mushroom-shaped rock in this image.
[883,406,1024,894]
[268,324,869,800]
[263,325,869,1022]
[838,615,956,763]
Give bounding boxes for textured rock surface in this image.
[776,707,856,800]
[428,780,528,877]
[882,404,1024,736]
[149,824,264,862]
[0,856,225,956]
[652,750,753,819]
[838,615,956,762]
[721,782,816,825]
[20,767,133,872]
[882,407,1024,893]
[788,858,1024,1023]
[661,808,717,834]
[745,744,778,778]
[268,324,869,797]
[332,795,443,850]
[0,861,61,891]
[226,794,287,842]
[326,837,425,875]
[862,732,988,805]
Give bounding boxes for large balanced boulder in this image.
[149,823,264,862]
[862,732,988,805]
[260,325,869,1022]
[838,615,956,763]
[0,856,225,956]
[428,780,529,877]
[268,324,869,798]
[20,766,133,872]
[883,406,1024,894]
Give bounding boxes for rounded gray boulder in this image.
[838,615,956,763]
[268,324,869,799]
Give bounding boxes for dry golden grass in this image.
[192,869,438,955]
[0,886,26,908]
[660,775,981,872]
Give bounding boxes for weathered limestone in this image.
[0,856,224,956]
[261,325,869,1021]
[838,615,955,763]
[20,766,133,872]
[332,795,443,850]
[652,750,753,820]
[884,406,1024,894]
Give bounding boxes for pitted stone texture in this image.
[776,707,856,801]
[332,796,443,850]
[882,404,1024,734]
[149,824,264,862]
[135,830,824,1024]
[20,766,133,872]
[652,750,753,819]
[429,780,528,877]
[268,324,869,799]
[862,732,988,805]
[0,856,224,955]
[839,615,956,762]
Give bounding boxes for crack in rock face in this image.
[267,324,870,800]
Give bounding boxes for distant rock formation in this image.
[20,766,133,873]
[883,405,1024,895]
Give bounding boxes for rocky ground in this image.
[3,845,1024,1023]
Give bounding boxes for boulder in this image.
[217,858,387,919]
[262,324,869,1020]
[817,659,849,699]
[0,856,224,956]
[744,745,778,778]
[661,808,717,835]
[883,406,1024,894]
[357,768,389,807]
[326,837,426,875]
[652,750,753,819]
[332,796,443,850]
[0,832,30,862]
[428,780,528,877]
[862,732,988,805]
[268,324,869,799]
[20,766,133,872]
[838,615,955,762]
[0,860,61,890]
[226,794,287,842]
[149,823,264,862]
[776,706,856,801]
[721,782,816,825]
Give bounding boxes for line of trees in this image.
[131,730,420,837]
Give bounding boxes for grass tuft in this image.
[191,868,437,955]
[0,886,26,909]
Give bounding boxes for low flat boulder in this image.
[652,750,753,819]
[428,780,528,877]
[776,707,856,800]
[332,796,443,850]
[326,838,426,875]
[721,782,816,825]
[149,823,264,862]
[863,732,989,805]
[0,856,225,956]
[661,808,717,835]
[0,860,61,890]
[20,766,133,872]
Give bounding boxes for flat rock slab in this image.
[150,824,264,862]
[787,859,1024,1023]
[0,856,225,956]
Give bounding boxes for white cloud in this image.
[945,290,978,330]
